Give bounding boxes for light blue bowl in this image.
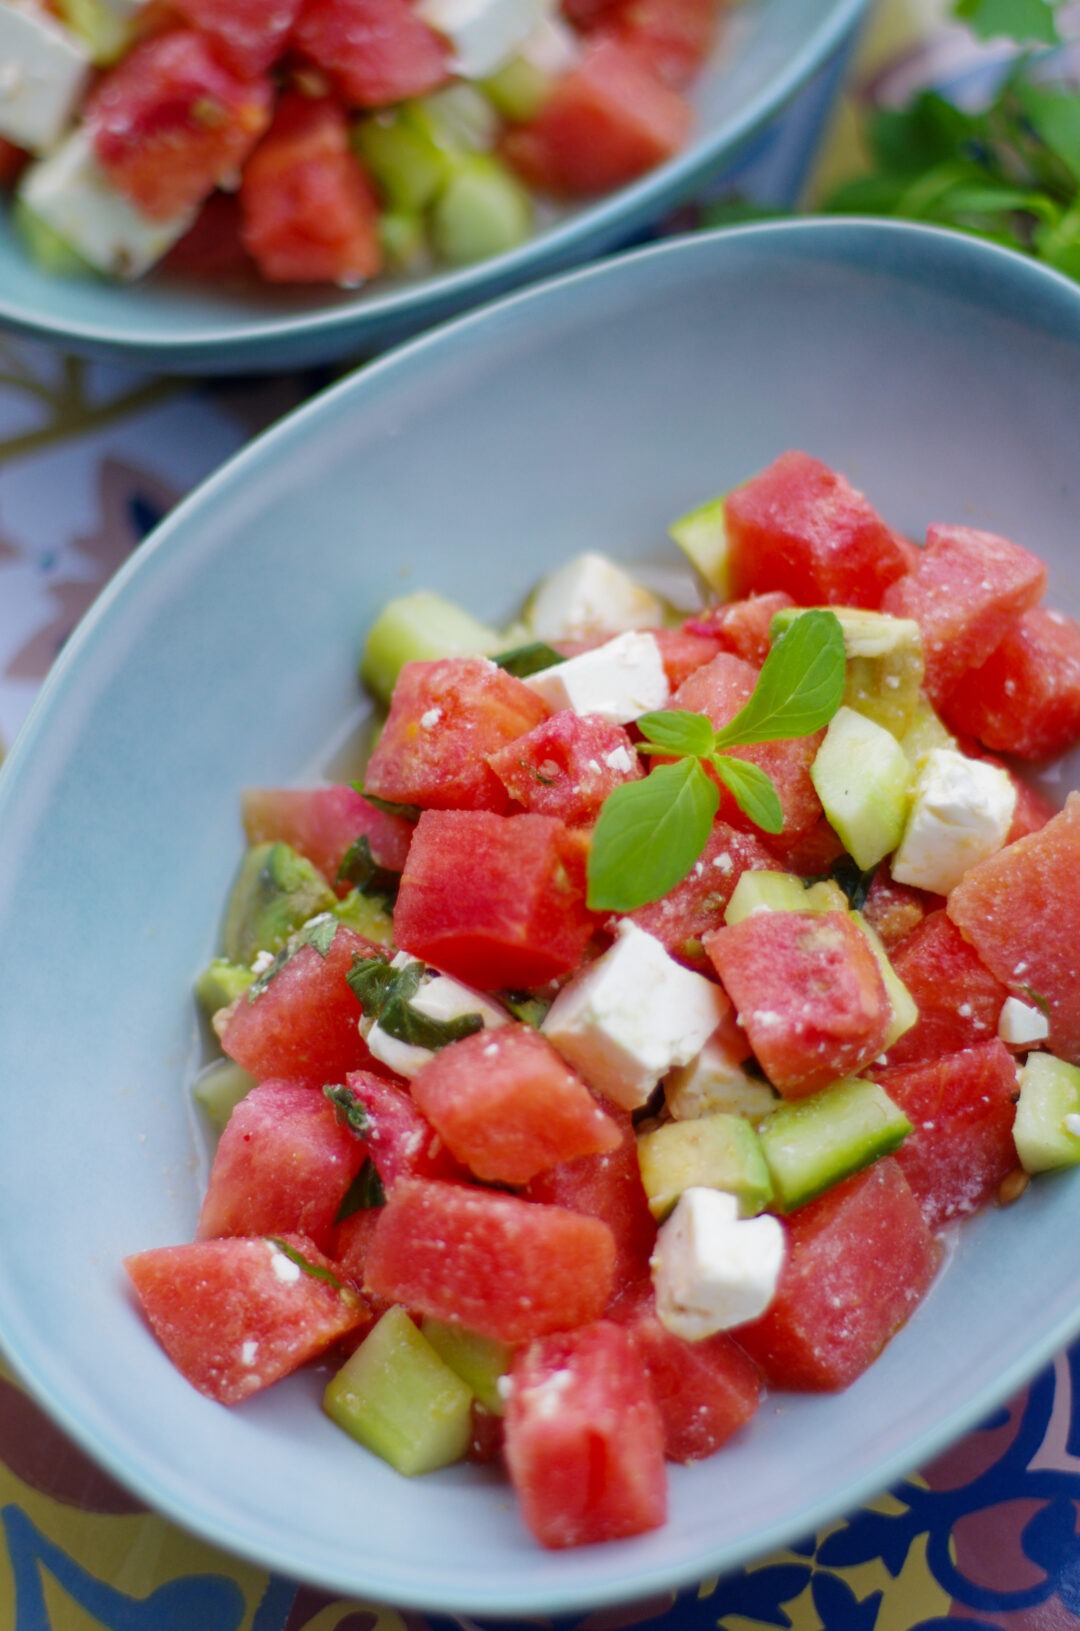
[1,219,1079,1615]
[0,0,866,374]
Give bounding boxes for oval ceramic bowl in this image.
[0,0,866,375]
[1,219,1079,1616]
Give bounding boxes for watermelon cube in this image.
[882,522,1047,706]
[734,1159,942,1390]
[503,1320,667,1547]
[684,590,796,667]
[362,1178,616,1343]
[197,1078,369,1250]
[291,0,451,107]
[339,1069,469,1190]
[721,451,911,610]
[125,1233,369,1405]
[704,910,891,1097]
[241,784,413,893]
[882,909,1008,1068]
[363,656,549,813]
[942,605,1080,760]
[625,819,779,971]
[409,1023,622,1185]
[947,794,1080,1064]
[484,709,642,826]
[392,808,596,989]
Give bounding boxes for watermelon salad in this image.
[125,449,1080,1551]
[0,0,722,288]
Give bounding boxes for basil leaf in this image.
[334,1159,386,1221]
[345,951,396,1013]
[1014,80,1080,184]
[353,787,422,823]
[636,710,716,758]
[953,0,1059,44]
[587,758,719,912]
[494,641,564,678]
[337,833,400,903]
[712,608,846,748]
[266,1237,350,1293]
[324,1081,372,1139]
[247,913,338,1000]
[710,754,784,834]
[378,996,485,1051]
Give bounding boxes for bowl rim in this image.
[4,216,1080,1613]
[0,0,870,370]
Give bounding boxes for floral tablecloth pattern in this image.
[5,3,1080,1624]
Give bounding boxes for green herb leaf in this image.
[246,913,338,1000]
[1014,79,1080,184]
[379,994,485,1051]
[635,710,717,758]
[353,786,422,823]
[493,641,564,678]
[712,608,846,747]
[324,1081,372,1139]
[709,754,784,834]
[345,951,396,1012]
[953,0,1059,45]
[587,758,719,912]
[337,833,401,903]
[334,1159,386,1221]
[265,1237,350,1294]
[500,990,551,1028]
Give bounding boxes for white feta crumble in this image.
[420,707,443,729]
[417,0,553,77]
[664,1033,777,1122]
[603,744,634,773]
[891,747,1016,895]
[526,552,666,642]
[363,950,509,1078]
[523,630,669,725]
[268,1245,302,1284]
[998,996,1050,1046]
[240,1339,260,1367]
[651,1187,786,1340]
[0,1,90,154]
[540,920,728,1109]
[251,949,276,977]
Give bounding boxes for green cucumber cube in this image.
[360,590,502,706]
[323,1305,474,1475]
[810,704,912,871]
[852,910,918,1050]
[723,869,847,925]
[636,1114,773,1220]
[222,842,336,966]
[668,494,730,598]
[1014,1052,1080,1173]
[192,1058,255,1131]
[195,957,254,1015]
[420,1316,511,1415]
[759,1076,911,1213]
[430,154,532,266]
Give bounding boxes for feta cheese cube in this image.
[524,630,669,725]
[540,921,728,1109]
[651,1187,786,1340]
[664,1033,778,1122]
[363,952,509,1078]
[0,1,90,154]
[998,995,1050,1047]
[417,0,553,77]
[891,747,1016,895]
[527,552,666,642]
[19,128,195,278]
[516,13,579,75]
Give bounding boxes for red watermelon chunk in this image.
[485,709,642,826]
[125,1233,369,1404]
[291,0,451,106]
[873,1040,1020,1229]
[410,1023,622,1185]
[648,627,724,690]
[197,1078,369,1249]
[503,1320,667,1547]
[364,656,549,813]
[392,808,596,989]
[590,0,723,90]
[240,91,382,285]
[362,1178,616,1343]
[171,0,303,75]
[941,605,1080,760]
[241,784,413,893]
[722,451,911,610]
[704,909,890,1097]
[523,1106,657,1296]
[881,522,1047,706]
[673,651,824,842]
[501,38,692,197]
[947,794,1080,1064]
[882,909,1008,1068]
[340,1069,469,1189]
[625,819,779,971]
[734,1159,942,1390]
[610,1278,762,1463]
[685,590,796,667]
[861,871,936,952]
[218,921,380,1086]
[86,30,273,221]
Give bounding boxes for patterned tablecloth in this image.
[4,4,1080,1626]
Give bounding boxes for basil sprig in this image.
[586,608,846,913]
[346,953,485,1050]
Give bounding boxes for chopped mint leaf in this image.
[337,833,401,903]
[494,641,564,678]
[588,758,720,913]
[347,954,486,1051]
[265,1236,351,1294]
[324,1081,373,1139]
[246,913,338,1000]
[500,990,551,1028]
[346,952,396,1012]
[353,787,422,823]
[334,1158,386,1221]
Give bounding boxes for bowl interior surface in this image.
[0,0,866,372]
[1,220,1079,1614]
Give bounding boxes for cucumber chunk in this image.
[723,869,847,924]
[636,1114,773,1220]
[195,957,254,1015]
[852,910,918,1049]
[668,494,730,598]
[430,155,532,266]
[353,115,451,213]
[420,1316,511,1415]
[1014,1052,1080,1173]
[323,1305,474,1475]
[759,1076,911,1212]
[332,888,396,947]
[810,705,912,871]
[480,55,553,122]
[222,842,336,966]
[771,605,925,738]
[193,1058,255,1131]
[360,591,502,705]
